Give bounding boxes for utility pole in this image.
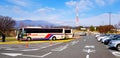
[108,12,112,25]
[108,12,112,32]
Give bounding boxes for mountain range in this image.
[15,20,55,28]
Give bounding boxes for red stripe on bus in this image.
[45,34,51,38]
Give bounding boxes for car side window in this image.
[117,38,120,40]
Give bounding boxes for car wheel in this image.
[117,44,120,51]
[52,36,56,40]
[100,39,102,42]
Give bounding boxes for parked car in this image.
[79,32,87,36]
[104,35,120,45]
[97,34,109,42]
[100,34,115,43]
[108,39,120,51]
[95,34,100,38]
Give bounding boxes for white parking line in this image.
[4,43,62,52]
[21,49,39,51]
[51,44,69,51]
[70,40,79,45]
[41,43,62,49]
[40,52,52,57]
[1,52,52,58]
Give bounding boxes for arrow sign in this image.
[1,53,22,57]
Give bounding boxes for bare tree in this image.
[114,24,119,33]
[118,21,120,28]
[0,15,16,42]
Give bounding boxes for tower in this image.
[76,2,79,27]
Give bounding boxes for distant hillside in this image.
[15,20,55,28]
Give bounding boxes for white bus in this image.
[16,27,73,41]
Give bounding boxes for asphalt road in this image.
[0,34,120,58]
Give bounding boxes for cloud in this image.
[66,0,77,7]
[12,6,28,15]
[6,0,28,7]
[79,12,120,26]
[95,0,105,6]
[78,0,94,12]
[36,7,55,14]
[66,0,94,12]
[95,0,117,6]
[66,0,117,12]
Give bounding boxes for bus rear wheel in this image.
[27,37,31,41]
[52,36,56,40]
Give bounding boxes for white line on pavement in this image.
[4,43,62,52]
[51,44,69,51]
[1,52,52,58]
[41,43,62,49]
[21,49,39,51]
[84,45,95,49]
[112,51,120,57]
[86,54,89,58]
[84,39,86,41]
[70,41,79,45]
[40,52,52,57]
[22,52,52,58]
[83,49,96,53]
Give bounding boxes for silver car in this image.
[108,38,120,51]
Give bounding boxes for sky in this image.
[0,0,120,26]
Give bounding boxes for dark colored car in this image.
[104,35,120,45]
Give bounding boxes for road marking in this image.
[4,43,62,51]
[83,49,96,53]
[70,41,79,45]
[21,49,39,51]
[51,44,69,51]
[40,52,52,57]
[84,45,95,49]
[22,52,52,58]
[84,39,86,41]
[86,55,89,58]
[22,54,43,57]
[5,48,16,50]
[5,48,40,51]
[112,51,120,56]
[1,52,52,58]
[41,43,62,49]
[1,53,22,57]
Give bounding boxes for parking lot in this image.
[95,33,120,58]
[0,33,120,58]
